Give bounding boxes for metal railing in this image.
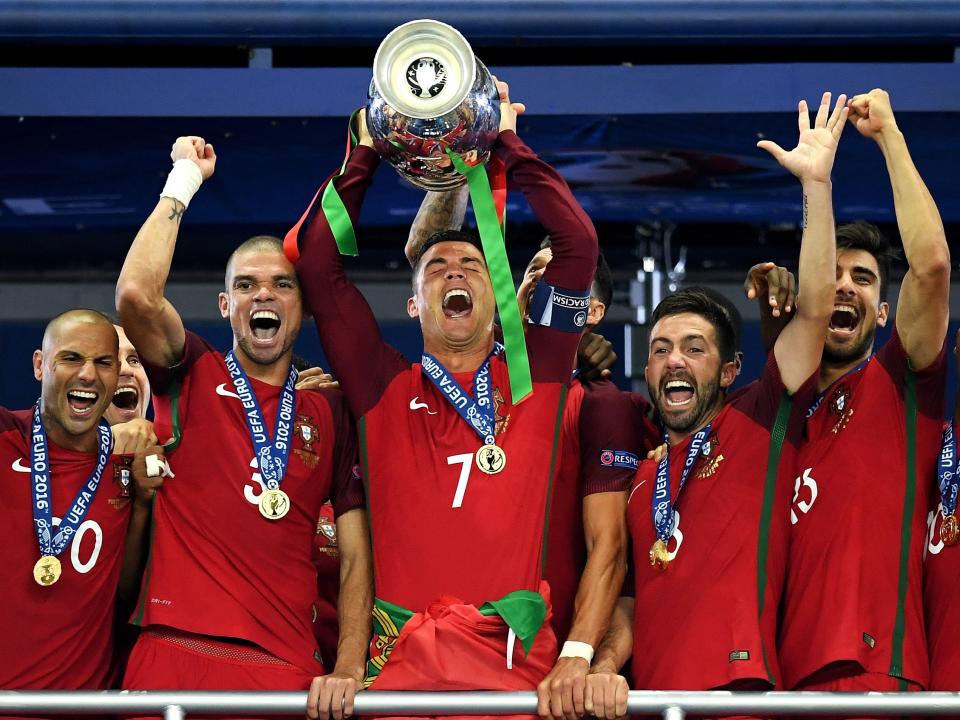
[3,690,960,718]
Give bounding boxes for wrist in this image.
[875,126,904,151]
[160,159,203,208]
[559,640,595,665]
[588,657,620,675]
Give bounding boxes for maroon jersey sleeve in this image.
[322,388,365,517]
[494,131,599,384]
[0,406,29,434]
[733,351,816,445]
[580,381,657,495]
[289,146,409,419]
[876,326,947,420]
[142,330,215,396]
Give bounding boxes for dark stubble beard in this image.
[822,324,876,366]
[655,373,724,437]
[236,334,295,367]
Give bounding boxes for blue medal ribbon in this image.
[224,351,298,489]
[30,400,112,558]
[420,344,504,446]
[651,424,712,544]
[938,422,958,517]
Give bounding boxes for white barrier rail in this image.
[3,691,960,718]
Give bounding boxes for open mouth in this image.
[662,379,695,408]
[66,389,99,416]
[442,289,473,319]
[112,386,139,411]
[828,304,860,335]
[250,310,281,340]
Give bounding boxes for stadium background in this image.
[1,0,958,409]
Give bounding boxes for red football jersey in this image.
[312,501,341,669]
[545,379,658,642]
[779,330,945,689]
[626,353,810,690]
[291,131,598,614]
[925,457,960,691]
[0,407,132,689]
[132,332,363,673]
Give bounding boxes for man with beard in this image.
[406,186,657,719]
[584,92,846,704]
[777,89,950,697]
[285,80,598,713]
[0,309,160,691]
[115,136,372,716]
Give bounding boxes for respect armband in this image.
[527,281,591,333]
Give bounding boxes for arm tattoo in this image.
[801,193,808,230]
[168,199,185,224]
[406,188,469,264]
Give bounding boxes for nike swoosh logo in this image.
[215,383,242,400]
[409,397,437,415]
[11,458,30,473]
[627,479,647,504]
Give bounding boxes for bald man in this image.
[0,309,162,690]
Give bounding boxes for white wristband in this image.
[160,158,203,209]
[559,640,594,664]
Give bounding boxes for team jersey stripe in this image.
[164,377,184,453]
[889,366,917,677]
[756,391,791,686]
[540,385,569,578]
[358,417,374,556]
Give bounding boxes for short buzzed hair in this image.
[225,235,285,289]
[43,309,117,353]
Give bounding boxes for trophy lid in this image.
[372,19,477,120]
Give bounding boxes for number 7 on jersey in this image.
[447,453,474,508]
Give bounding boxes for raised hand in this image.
[170,135,216,180]
[492,76,526,134]
[847,88,898,141]
[757,92,848,185]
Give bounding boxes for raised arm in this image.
[757,92,847,393]
[404,185,470,266]
[848,89,950,370]
[286,115,406,419]
[115,137,216,368]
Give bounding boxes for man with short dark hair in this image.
[286,80,599,711]
[115,136,372,717]
[586,92,846,706]
[779,89,950,695]
[0,309,158,690]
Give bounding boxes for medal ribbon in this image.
[30,400,112,557]
[651,424,712,543]
[938,422,958,516]
[224,352,298,489]
[447,148,533,404]
[421,344,503,446]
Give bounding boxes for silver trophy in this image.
[367,19,500,191]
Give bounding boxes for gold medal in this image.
[475,444,506,475]
[33,555,62,587]
[649,539,670,571]
[258,488,291,520]
[942,513,959,546]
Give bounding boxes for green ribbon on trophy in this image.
[318,113,533,404]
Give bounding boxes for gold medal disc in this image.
[942,513,959,546]
[475,444,507,475]
[649,539,670,571]
[33,555,62,587]
[258,488,291,520]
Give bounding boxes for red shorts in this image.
[792,663,922,720]
[122,626,314,720]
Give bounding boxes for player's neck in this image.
[666,403,723,448]
[234,347,293,386]
[817,349,873,393]
[424,336,495,374]
[41,410,98,454]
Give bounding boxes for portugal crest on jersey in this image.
[696,432,724,478]
[829,385,854,434]
[295,415,320,468]
[110,457,133,509]
[493,388,511,437]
